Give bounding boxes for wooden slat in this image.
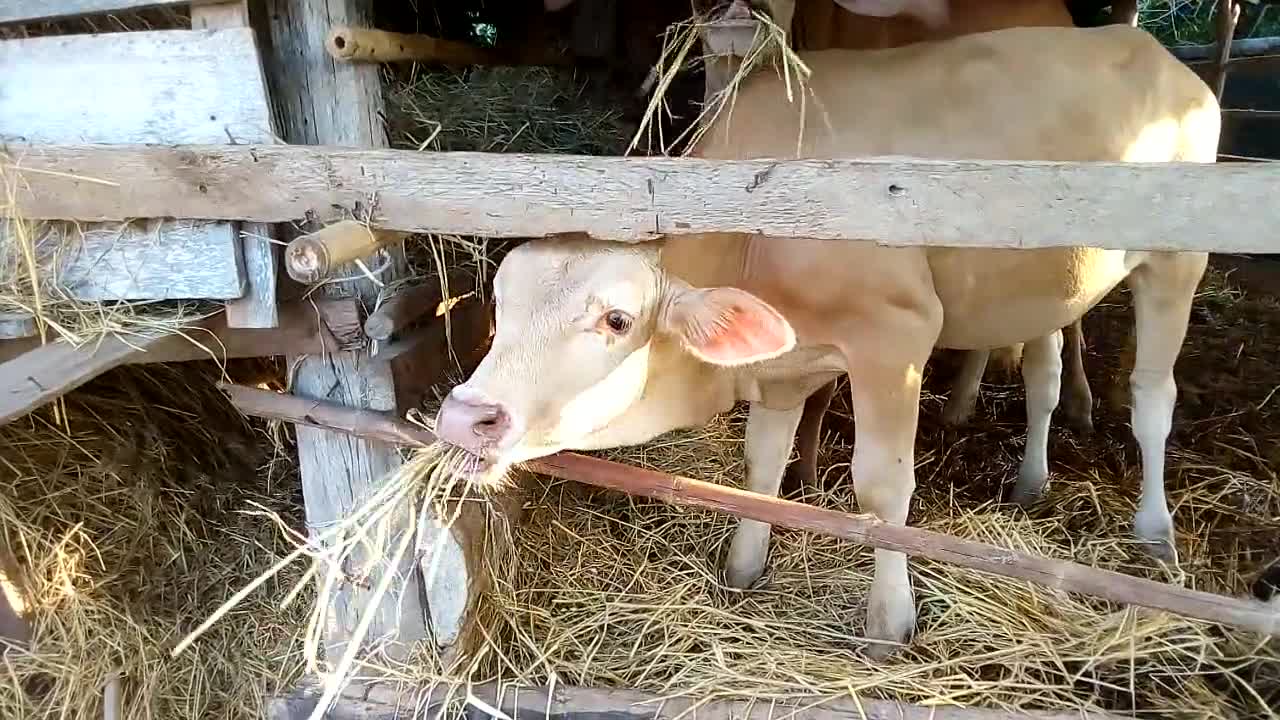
[256,0,431,669]
[0,299,351,425]
[0,313,36,340]
[1171,35,1280,62]
[0,0,187,25]
[8,144,1280,253]
[270,678,1126,720]
[0,28,276,307]
[0,30,273,145]
[40,219,247,301]
[189,1,282,329]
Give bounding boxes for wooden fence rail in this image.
[5,144,1279,253]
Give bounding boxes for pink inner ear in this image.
[687,295,793,365]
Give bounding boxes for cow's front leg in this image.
[843,306,939,659]
[724,402,804,589]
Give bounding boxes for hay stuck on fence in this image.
[0,360,309,720]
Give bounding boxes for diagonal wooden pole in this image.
[218,383,1280,638]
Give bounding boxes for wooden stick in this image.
[1212,0,1242,99]
[218,384,1280,639]
[364,271,472,342]
[270,675,1128,720]
[326,25,506,66]
[1170,35,1280,62]
[284,220,407,284]
[0,300,353,426]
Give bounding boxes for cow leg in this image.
[1059,318,1095,436]
[1010,330,1064,506]
[780,380,838,497]
[1126,252,1208,563]
[941,349,989,426]
[724,402,805,589]
[843,306,939,658]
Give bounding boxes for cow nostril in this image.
[471,406,509,439]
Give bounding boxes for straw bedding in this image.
[0,360,309,719]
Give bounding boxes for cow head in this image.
[434,237,795,484]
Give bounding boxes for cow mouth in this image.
[441,444,511,488]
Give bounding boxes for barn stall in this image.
[0,0,1279,719]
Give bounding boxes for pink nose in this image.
[435,393,512,456]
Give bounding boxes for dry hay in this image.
[406,260,1277,719]
[0,360,310,719]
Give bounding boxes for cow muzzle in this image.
[435,389,515,471]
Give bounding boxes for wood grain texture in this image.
[0,27,276,307]
[0,300,350,424]
[269,678,1126,720]
[257,0,430,663]
[190,1,283,329]
[30,219,248,301]
[0,313,36,340]
[9,144,1279,253]
[0,30,274,145]
[220,384,1280,639]
[0,0,187,24]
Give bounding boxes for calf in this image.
[436,25,1217,656]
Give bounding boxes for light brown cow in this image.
[744,0,1103,494]
[436,25,1217,655]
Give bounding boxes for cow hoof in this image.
[1061,403,1095,437]
[863,582,914,660]
[724,564,763,590]
[1009,469,1048,508]
[1134,513,1178,564]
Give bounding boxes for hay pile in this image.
[430,262,1279,719]
[0,360,310,719]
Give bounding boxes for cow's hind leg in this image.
[842,303,940,659]
[780,380,838,498]
[1127,252,1208,563]
[1011,330,1064,506]
[724,402,805,589]
[1059,318,1095,436]
[941,349,989,426]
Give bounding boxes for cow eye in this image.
[601,310,633,335]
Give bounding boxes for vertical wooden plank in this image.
[191,0,281,329]
[255,0,431,663]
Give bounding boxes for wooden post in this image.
[256,0,437,666]
[1212,0,1242,100]
[191,0,282,329]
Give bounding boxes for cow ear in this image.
[832,0,949,27]
[662,286,796,366]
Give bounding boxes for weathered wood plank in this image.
[0,299,352,424]
[0,30,274,145]
[0,0,187,24]
[1172,35,1280,62]
[27,219,248,301]
[0,313,36,340]
[8,144,1280,253]
[256,0,431,668]
[270,677,1125,720]
[189,1,283,329]
[0,27,275,308]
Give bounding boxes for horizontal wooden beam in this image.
[270,677,1126,720]
[0,0,187,24]
[220,384,1280,639]
[7,144,1279,253]
[0,299,355,426]
[1171,35,1280,63]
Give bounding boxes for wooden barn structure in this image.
[2,0,1279,718]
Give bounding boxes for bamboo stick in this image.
[217,383,1280,638]
[284,220,407,284]
[326,25,506,66]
